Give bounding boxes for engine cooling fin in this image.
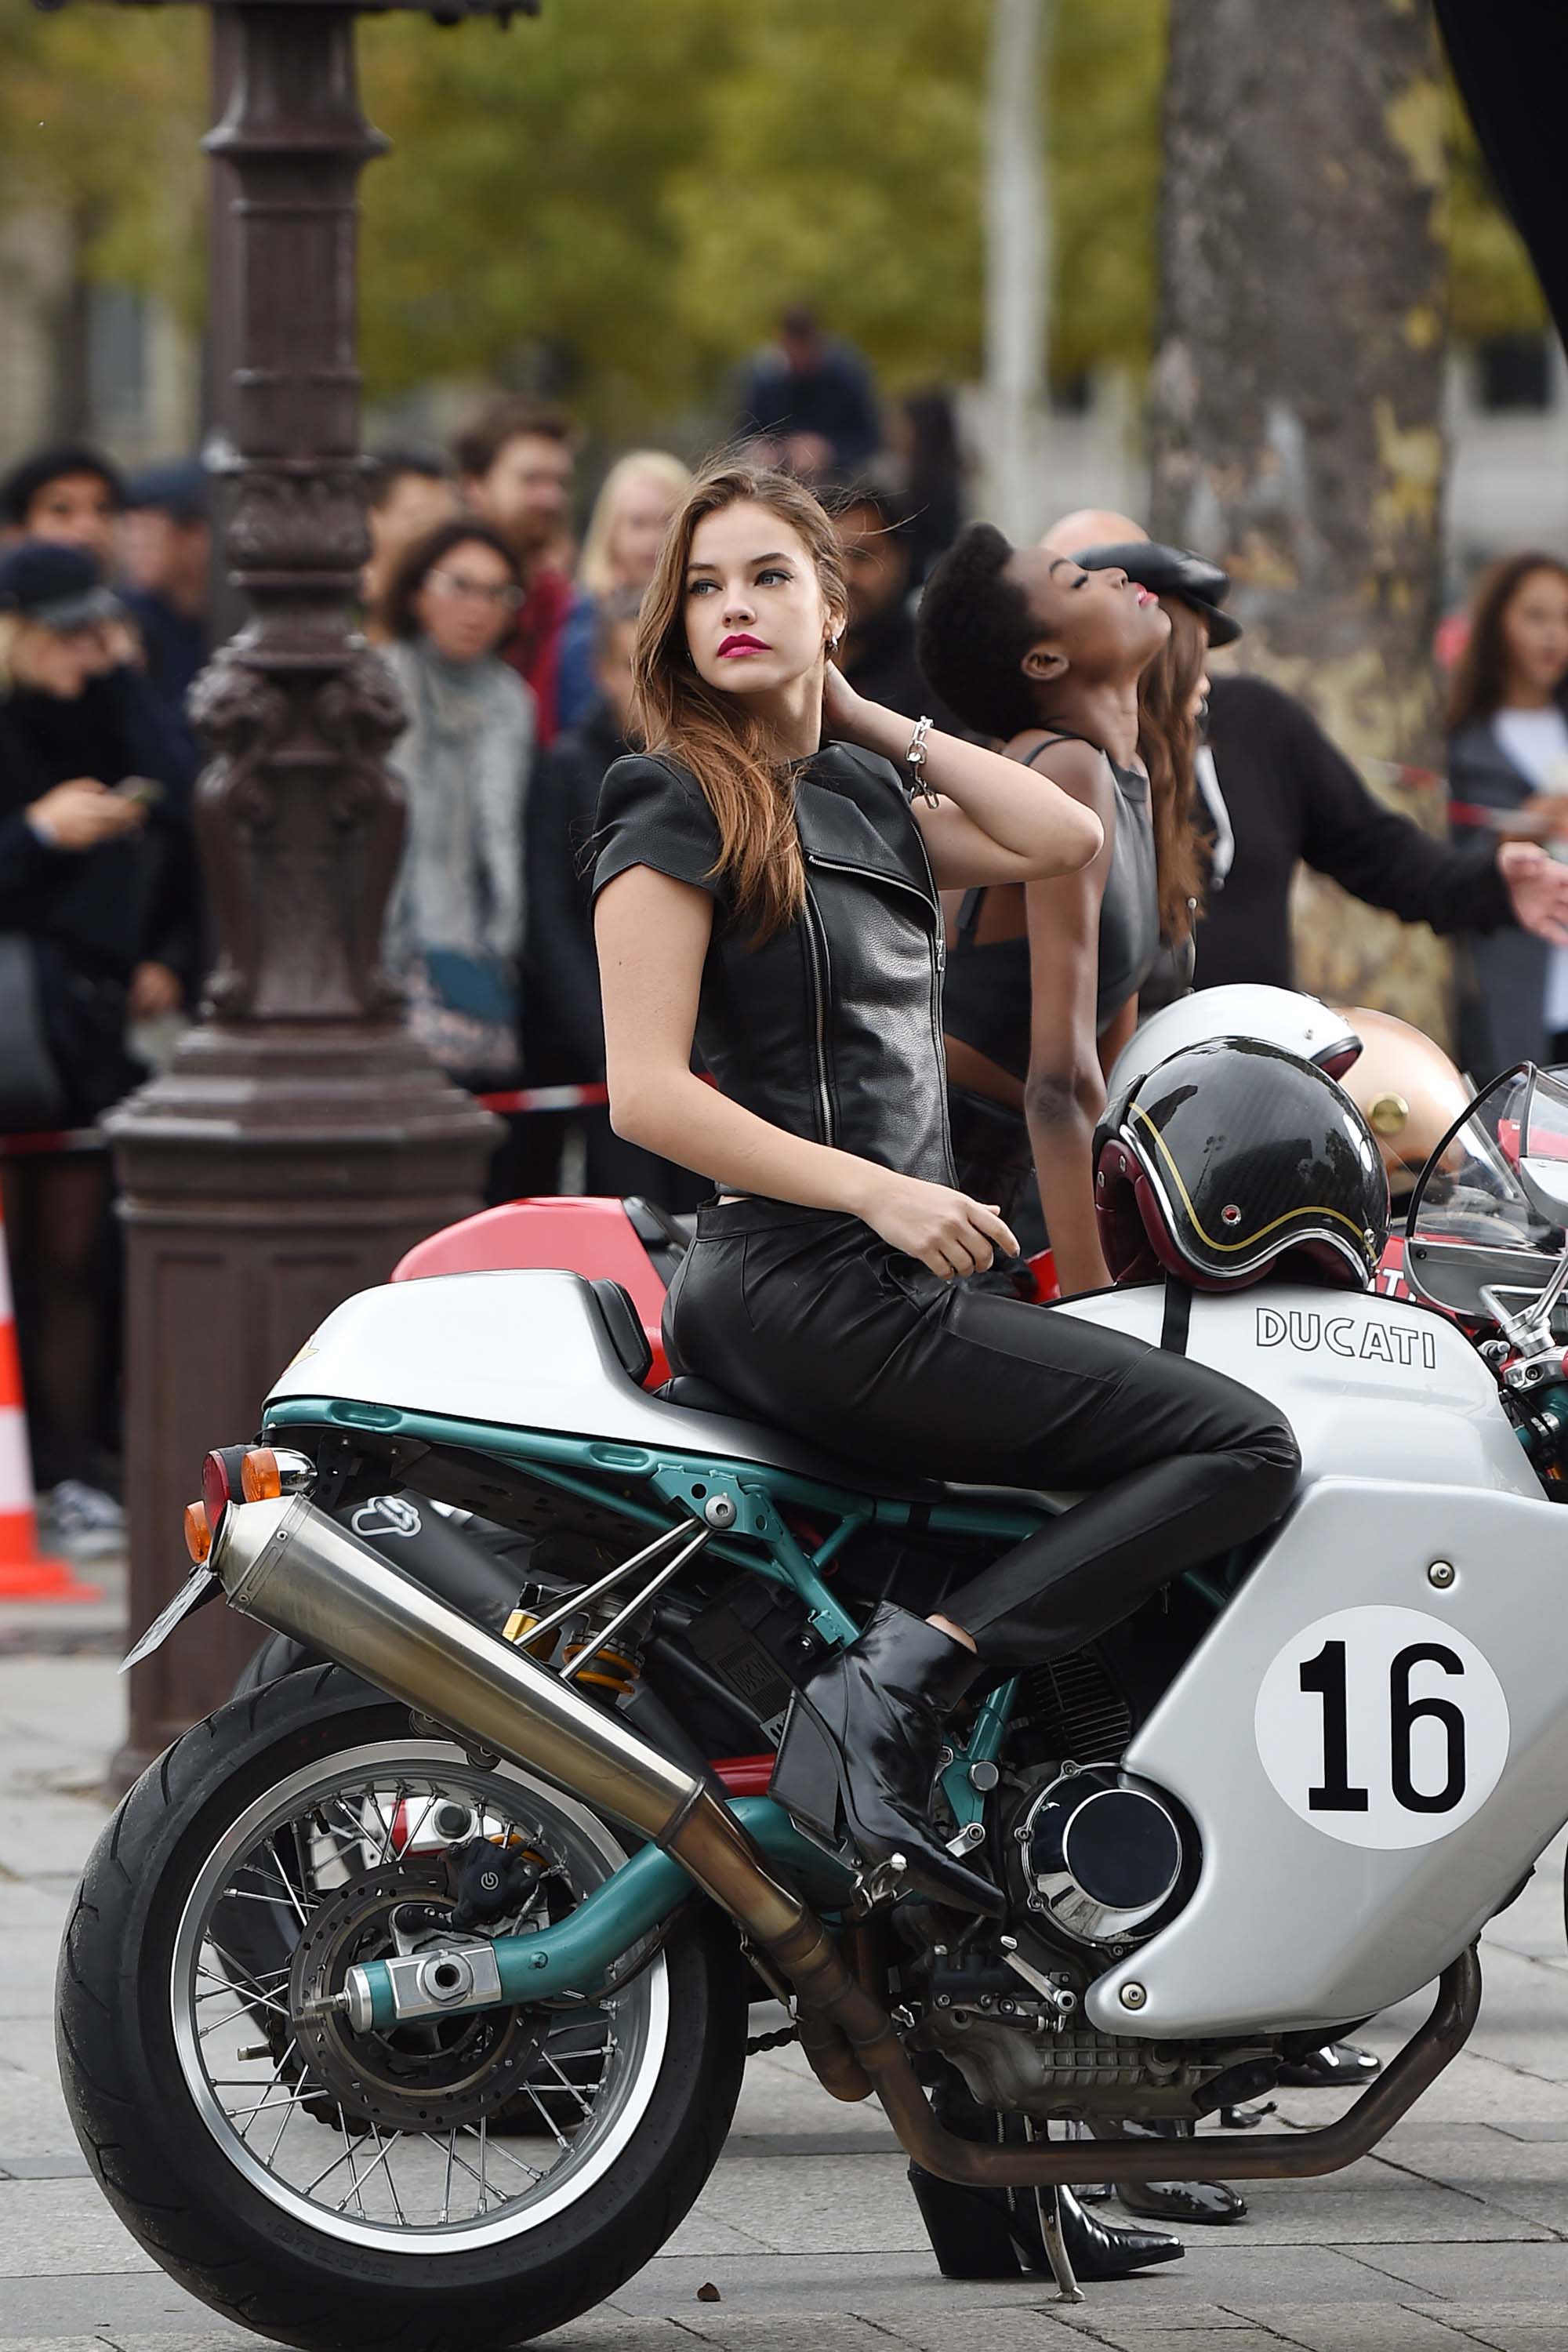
[1016,1649,1132,1763]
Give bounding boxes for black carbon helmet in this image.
[1094,1037,1390,1292]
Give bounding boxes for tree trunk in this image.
[1149,0,1451,1033]
[982,0,1053,538]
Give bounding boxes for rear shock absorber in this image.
[560,1637,641,1698]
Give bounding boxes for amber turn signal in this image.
[240,1446,281,1504]
[183,1501,212,1564]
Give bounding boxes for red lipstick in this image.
[718,633,769,657]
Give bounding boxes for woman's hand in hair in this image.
[25,779,147,852]
[821,659,866,742]
[854,1167,1019,1280]
[831,695,1104,887]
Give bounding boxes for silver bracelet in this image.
[905,713,939,808]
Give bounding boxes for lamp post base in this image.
[107,1021,498,1790]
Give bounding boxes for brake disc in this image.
[289,1867,544,2133]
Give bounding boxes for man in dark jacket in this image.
[1046,509,1568,991]
[522,591,703,1210]
[739,307,880,478]
[1195,673,1530,990]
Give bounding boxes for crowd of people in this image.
[2,307,1567,1576]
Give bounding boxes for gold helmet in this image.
[1332,1007,1471,1198]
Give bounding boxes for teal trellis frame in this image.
[261,1397,1054,1656]
[939,1678,1018,1831]
[348,1792,861,2031]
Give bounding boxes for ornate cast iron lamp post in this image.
[45,0,532,1780]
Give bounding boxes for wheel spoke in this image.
[263,1838,310,1929]
[233,2039,299,2142]
[177,1745,660,2244]
[521,2081,569,2150]
[336,2106,368,2216]
[226,2084,319,2120]
[334,2118,398,2212]
[203,1949,292,2019]
[468,2127,543,2185]
[370,2123,407,2225]
[539,2049,595,2118]
[217,1885,298,1911]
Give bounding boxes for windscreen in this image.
[1405,1064,1566,1323]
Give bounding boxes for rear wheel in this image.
[58,1668,745,2351]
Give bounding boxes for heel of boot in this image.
[908,2165,1022,2281]
[768,1693,844,1840]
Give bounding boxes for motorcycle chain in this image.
[746,2024,799,2056]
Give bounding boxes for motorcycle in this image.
[55,1058,1568,2350]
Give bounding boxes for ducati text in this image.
[1255,1305,1437,1369]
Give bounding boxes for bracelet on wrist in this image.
[905,714,939,808]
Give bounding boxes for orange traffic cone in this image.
[0,1195,100,1602]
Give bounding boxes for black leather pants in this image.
[666,1200,1301,1672]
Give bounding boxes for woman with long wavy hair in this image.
[1446,550,1568,1073]
[593,455,1296,1886]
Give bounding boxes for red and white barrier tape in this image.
[0,1078,612,1159]
[476,1081,609,1115]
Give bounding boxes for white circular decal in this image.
[1254,1605,1509,1850]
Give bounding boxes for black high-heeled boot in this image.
[1105,2120,1247,2226]
[909,2165,1185,2281]
[769,1602,1002,1915]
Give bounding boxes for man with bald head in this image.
[1039,506,1565,996]
[1046,507,1146,556]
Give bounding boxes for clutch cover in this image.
[1018,1762,1189,1948]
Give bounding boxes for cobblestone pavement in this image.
[4,1646,1568,2350]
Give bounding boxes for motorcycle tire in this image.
[57,1664,747,2352]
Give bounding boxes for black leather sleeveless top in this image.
[942,737,1160,1082]
[591,742,957,1187]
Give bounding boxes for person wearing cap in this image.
[1,444,125,572]
[1047,509,1568,993]
[0,539,199,1545]
[120,458,212,730]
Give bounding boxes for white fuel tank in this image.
[1055,1282,1538,1501]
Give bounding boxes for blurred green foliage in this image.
[0,0,1547,437]
[0,9,204,297]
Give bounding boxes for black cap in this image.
[0,540,123,633]
[125,456,208,524]
[1076,539,1242,647]
[1,444,126,529]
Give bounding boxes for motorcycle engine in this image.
[907,1752,1276,2122]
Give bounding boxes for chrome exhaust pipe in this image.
[209,1494,815,1951]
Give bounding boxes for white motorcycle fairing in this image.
[270,1269,1565,2043]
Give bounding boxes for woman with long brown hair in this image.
[593,458,1297,1908]
[1446,550,1568,1074]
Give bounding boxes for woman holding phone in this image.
[0,539,195,1548]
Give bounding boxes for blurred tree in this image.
[0,9,202,430]
[0,0,1548,445]
[355,0,737,432]
[1149,0,1453,1038]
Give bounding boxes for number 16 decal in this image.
[1255,1606,1508,1850]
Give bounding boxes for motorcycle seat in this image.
[657,1373,766,1424]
